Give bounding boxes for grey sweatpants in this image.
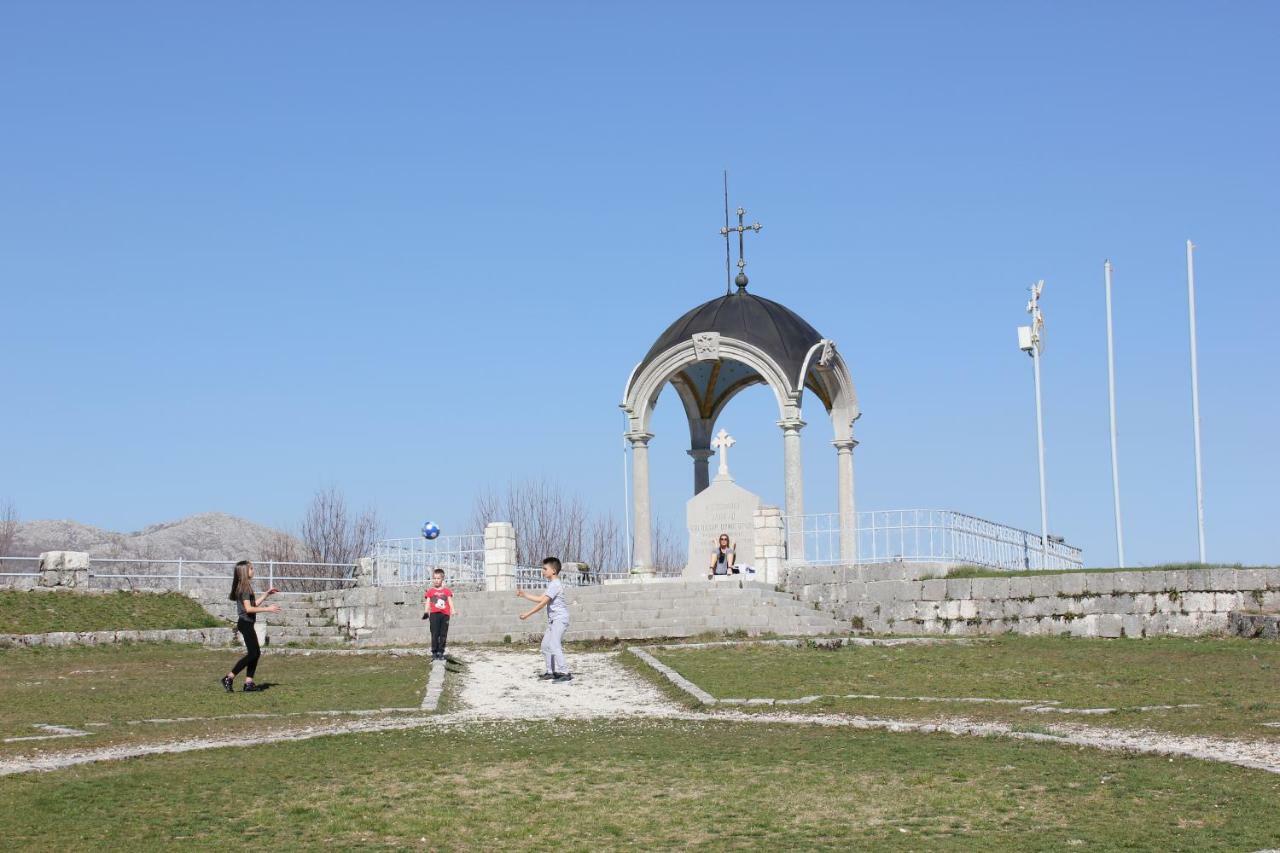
[542,618,569,674]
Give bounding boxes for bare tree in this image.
[0,501,19,562]
[652,514,686,575]
[299,487,380,564]
[470,479,686,576]
[261,528,302,563]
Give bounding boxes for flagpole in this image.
[1186,240,1207,563]
[1104,261,1125,567]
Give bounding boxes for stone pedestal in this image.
[752,506,785,585]
[484,522,517,591]
[38,551,90,588]
[354,556,377,588]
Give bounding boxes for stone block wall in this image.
[784,564,1280,638]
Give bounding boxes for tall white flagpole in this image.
[1104,261,1125,567]
[1186,240,1207,563]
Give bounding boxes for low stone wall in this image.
[0,626,238,649]
[1229,611,1280,639]
[784,564,1280,638]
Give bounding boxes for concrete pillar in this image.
[779,418,806,561]
[834,438,859,564]
[627,432,655,577]
[752,506,786,585]
[484,521,517,591]
[687,447,714,495]
[38,551,90,588]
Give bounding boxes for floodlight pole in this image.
[1104,261,1125,568]
[1019,281,1049,569]
[1186,240,1207,563]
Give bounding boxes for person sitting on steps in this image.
[708,533,737,579]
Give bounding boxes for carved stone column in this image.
[627,431,655,577]
[779,418,806,561]
[687,448,714,495]
[833,438,859,564]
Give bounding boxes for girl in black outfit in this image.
[222,560,280,693]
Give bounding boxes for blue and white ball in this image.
[421,521,441,540]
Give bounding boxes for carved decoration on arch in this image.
[621,337,798,435]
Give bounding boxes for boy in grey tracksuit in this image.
[517,556,572,682]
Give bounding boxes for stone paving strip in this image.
[421,659,447,711]
[2,650,1277,778]
[3,725,91,744]
[645,636,974,652]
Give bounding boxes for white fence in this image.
[374,535,486,589]
[514,564,636,590]
[0,556,357,593]
[783,510,1084,572]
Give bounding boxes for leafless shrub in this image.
[299,487,381,565]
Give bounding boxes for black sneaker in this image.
[538,672,556,680]
[221,675,234,693]
[553,673,574,683]
[243,682,264,692]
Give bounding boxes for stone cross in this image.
[711,428,736,480]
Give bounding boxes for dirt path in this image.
[2,650,1277,777]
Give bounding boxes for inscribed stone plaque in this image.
[684,478,760,577]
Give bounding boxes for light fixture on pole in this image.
[1103,261,1125,568]
[1186,240,1207,563]
[1017,280,1049,569]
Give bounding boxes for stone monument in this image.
[684,429,761,577]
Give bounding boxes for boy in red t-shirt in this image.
[422,568,456,660]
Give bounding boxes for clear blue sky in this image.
[3,2,1277,566]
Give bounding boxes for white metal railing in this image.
[374,535,485,589]
[783,509,1084,571]
[514,564,634,589]
[87,558,356,593]
[0,556,41,579]
[0,557,356,592]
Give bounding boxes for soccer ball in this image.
[421,521,441,540]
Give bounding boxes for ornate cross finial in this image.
[720,206,762,292]
[711,428,737,480]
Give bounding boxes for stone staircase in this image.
[358,578,851,646]
[204,593,347,646]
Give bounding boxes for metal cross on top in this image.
[711,428,736,480]
[720,206,762,291]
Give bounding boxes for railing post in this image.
[177,558,184,592]
[269,560,275,589]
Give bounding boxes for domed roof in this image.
[638,289,824,388]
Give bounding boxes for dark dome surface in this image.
[638,290,824,387]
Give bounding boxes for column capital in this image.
[832,438,859,452]
[625,431,655,447]
[686,448,715,461]
[777,418,807,434]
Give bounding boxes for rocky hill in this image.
[9,512,293,562]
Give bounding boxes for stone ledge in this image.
[0,627,238,649]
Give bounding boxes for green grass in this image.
[944,562,1277,579]
[0,590,220,634]
[650,636,1280,740]
[0,719,1277,850]
[0,644,430,755]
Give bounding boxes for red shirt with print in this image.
[424,586,454,615]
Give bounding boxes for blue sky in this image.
[2,2,1277,566]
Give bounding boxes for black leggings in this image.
[429,612,450,656]
[232,620,260,679]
